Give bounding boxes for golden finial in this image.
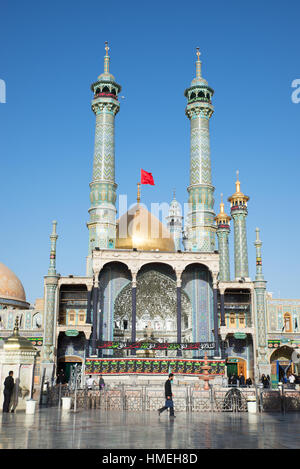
[228,170,250,206]
[196,47,202,78]
[215,192,231,225]
[104,41,110,74]
[236,170,241,193]
[220,193,225,213]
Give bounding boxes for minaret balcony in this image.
[94,92,118,100]
[188,97,211,105]
[231,204,248,213]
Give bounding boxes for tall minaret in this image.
[253,228,270,377]
[184,48,216,252]
[166,191,183,251]
[86,42,121,275]
[215,194,231,281]
[42,221,60,377]
[228,171,250,280]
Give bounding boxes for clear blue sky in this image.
[0,0,299,303]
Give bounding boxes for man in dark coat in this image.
[3,371,14,413]
[157,373,175,418]
[99,375,105,390]
[238,374,245,387]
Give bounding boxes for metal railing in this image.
[44,383,261,413]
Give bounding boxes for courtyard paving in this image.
[0,408,300,449]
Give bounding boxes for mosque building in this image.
[1,44,300,388]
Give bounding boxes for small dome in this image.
[116,204,175,252]
[191,77,208,86]
[4,319,35,352]
[97,72,116,82]
[0,262,26,303]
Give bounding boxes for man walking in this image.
[158,373,176,418]
[3,371,14,413]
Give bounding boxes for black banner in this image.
[97,341,216,351]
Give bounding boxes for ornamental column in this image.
[253,228,270,377]
[86,42,122,276]
[131,273,137,356]
[91,273,99,356]
[86,282,93,325]
[184,49,216,252]
[42,221,60,379]
[212,273,220,357]
[219,286,226,327]
[215,194,231,281]
[228,171,250,280]
[176,271,182,357]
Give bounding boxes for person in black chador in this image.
[56,369,66,385]
[261,374,269,388]
[230,374,238,386]
[246,377,252,387]
[157,373,176,418]
[3,371,14,413]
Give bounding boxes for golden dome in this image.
[0,262,26,303]
[116,204,175,252]
[4,318,35,352]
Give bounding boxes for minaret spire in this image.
[254,227,264,281]
[48,220,58,275]
[184,49,215,252]
[228,172,250,279]
[215,194,231,281]
[104,41,110,74]
[42,220,60,369]
[87,42,122,275]
[166,192,183,251]
[253,228,269,376]
[196,47,202,79]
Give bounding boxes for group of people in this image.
[261,374,271,388]
[228,374,253,387]
[56,370,106,391]
[86,375,105,390]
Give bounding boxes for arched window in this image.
[239,313,245,328]
[110,88,116,95]
[229,313,236,328]
[206,92,210,99]
[198,91,205,98]
[102,86,110,93]
[284,313,292,332]
[95,88,100,94]
[190,92,196,100]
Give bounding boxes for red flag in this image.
[141,169,155,185]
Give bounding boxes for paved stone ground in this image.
[0,408,300,449]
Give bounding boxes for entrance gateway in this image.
[270,346,299,387]
[226,358,247,380]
